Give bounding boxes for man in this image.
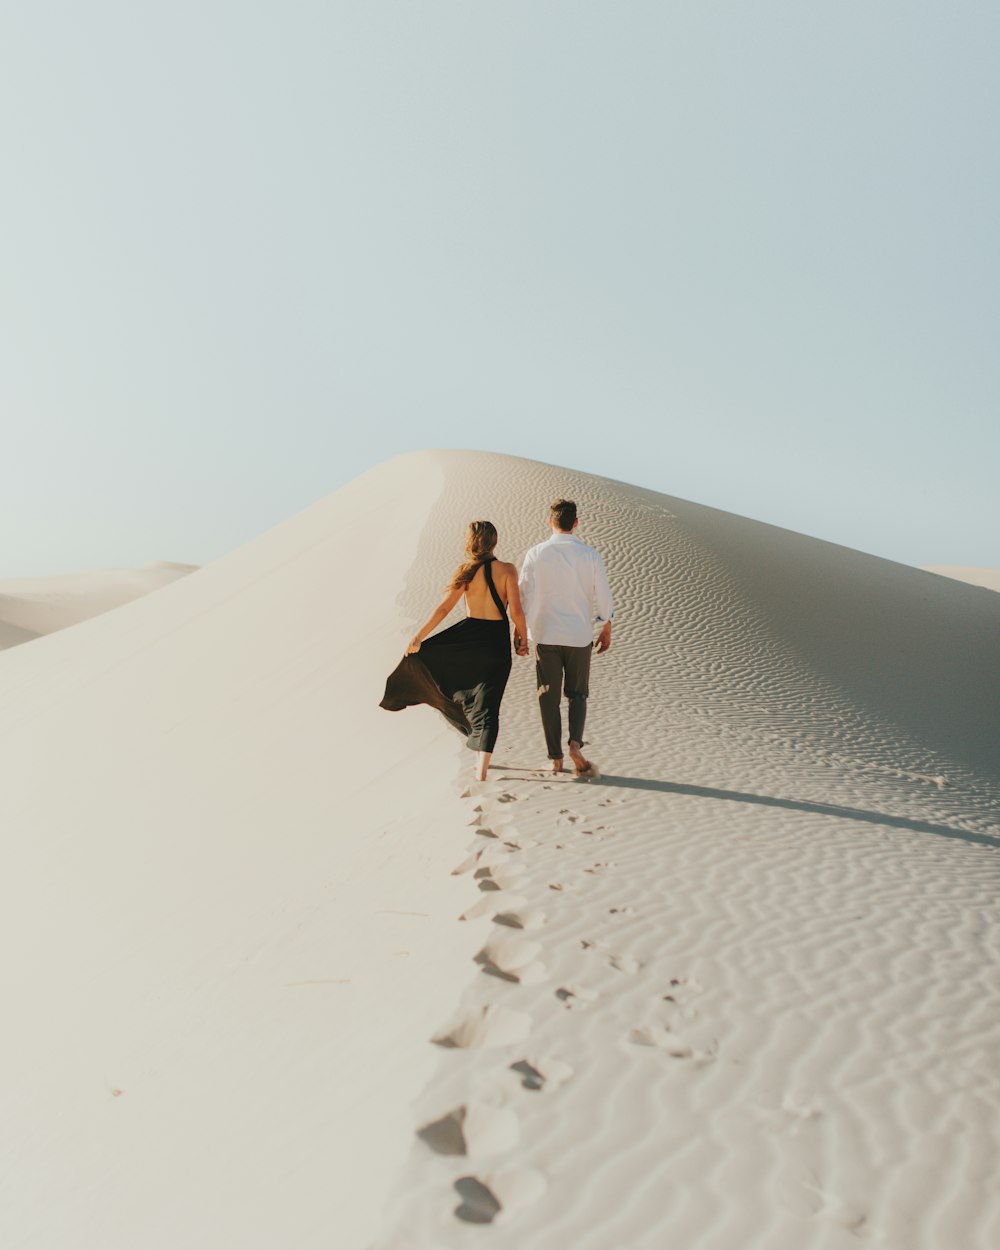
[515,498,614,775]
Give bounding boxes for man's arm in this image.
[518,549,535,615]
[515,550,536,651]
[593,551,614,654]
[506,572,530,657]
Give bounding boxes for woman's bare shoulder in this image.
[496,560,519,576]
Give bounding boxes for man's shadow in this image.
[488,766,1000,850]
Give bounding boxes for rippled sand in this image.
[2,450,998,1250]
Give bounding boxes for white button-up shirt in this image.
[519,531,615,647]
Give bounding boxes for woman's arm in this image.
[504,565,529,656]
[406,585,464,653]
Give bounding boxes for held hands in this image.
[513,632,530,658]
[406,636,422,655]
[595,622,612,655]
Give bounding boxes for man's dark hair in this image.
[550,498,577,531]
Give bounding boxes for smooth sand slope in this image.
[0,561,197,650]
[0,457,481,1250]
[3,450,999,1250]
[922,565,1000,594]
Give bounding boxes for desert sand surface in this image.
[922,565,1000,594]
[2,450,998,1250]
[0,561,197,650]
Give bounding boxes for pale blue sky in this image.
[2,2,997,576]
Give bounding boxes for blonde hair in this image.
[450,520,498,589]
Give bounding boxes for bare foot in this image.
[473,751,491,782]
[568,742,593,775]
[546,759,564,774]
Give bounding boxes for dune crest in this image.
[0,561,198,650]
[922,564,1000,594]
[2,450,998,1250]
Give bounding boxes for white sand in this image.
[2,450,999,1250]
[0,561,197,650]
[922,565,1000,593]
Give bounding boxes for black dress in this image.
[380,558,513,753]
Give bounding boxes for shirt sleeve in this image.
[593,550,614,625]
[518,549,535,621]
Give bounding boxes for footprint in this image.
[454,1176,502,1224]
[497,793,519,804]
[627,1025,693,1057]
[433,1005,532,1049]
[510,1060,546,1092]
[627,1025,717,1063]
[554,985,598,1008]
[417,1107,467,1156]
[493,908,547,931]
[485,862,528,890]
[460,893,525,922]
[509,1057,573,1092]
[547,877,599,896]
[417,1103,519,1157]
[476,934,545,985]
[662,976,702,1001]
[461,896,501,922]
[451,850,483,876]
[609,905,635,915]
[577,942,639,974]
[474,864,506,893]
[454,1171,546,1225]
[469,841,509,866]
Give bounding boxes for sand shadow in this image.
[487,765,1000,849]
[599,775,1000,850]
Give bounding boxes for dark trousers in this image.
[535,643,592,760]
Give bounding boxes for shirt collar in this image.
[547,531,580,543]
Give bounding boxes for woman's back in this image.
[464,559,513,620]
[382,521,528,782]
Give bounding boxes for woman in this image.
[380,521,528,781]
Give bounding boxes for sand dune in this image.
[2,451,998,1250]
[0,561,197,650]
[922,565,1000,594]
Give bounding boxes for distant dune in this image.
[1,451,997,1250]
[922,565,1000,593]
[0,561,197,649]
